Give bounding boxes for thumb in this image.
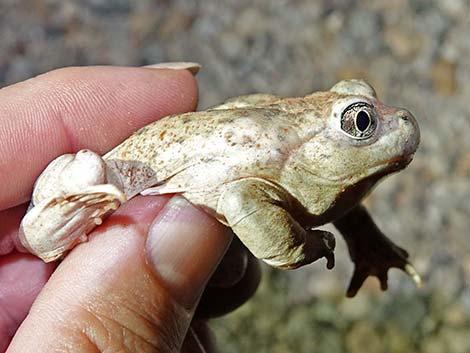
[7,196,231,353]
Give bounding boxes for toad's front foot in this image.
[20,185,126,262]
[305,229,336,270]
[268,230,336,270]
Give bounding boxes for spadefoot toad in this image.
[20,78,421,296]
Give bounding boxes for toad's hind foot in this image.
[334,205,422,297]
[19,184,126,262]
[346,248,422,298]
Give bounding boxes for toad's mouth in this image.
[381,153,415,174]
[298,151,416,186]
[363,153,415,184]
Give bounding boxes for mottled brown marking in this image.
[243,135,254,144]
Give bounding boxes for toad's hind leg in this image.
[19,150,127,262]
[334,204,421,297]
[218,178,336,270]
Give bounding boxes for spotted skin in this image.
[20,79,421,296]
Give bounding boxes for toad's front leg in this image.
[218,178,336,270]
[334,205,421,297]
[20,150,127,262]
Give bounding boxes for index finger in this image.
[0,66,198,211]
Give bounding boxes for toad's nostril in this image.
[397,108,420,151]
[399,112,410,121]
[398,109,414,123]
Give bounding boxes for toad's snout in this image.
[397,108,420,156]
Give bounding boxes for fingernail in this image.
[143,62,201,76]
[146,196,231,309]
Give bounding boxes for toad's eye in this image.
[340,102,377,139]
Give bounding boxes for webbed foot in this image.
[345,235,421,297]
[20,184,126,262]
[20,149,127,262]
[334,205,421,297]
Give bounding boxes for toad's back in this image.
[103,108,305,203]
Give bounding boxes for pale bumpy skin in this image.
[20,79,421,296]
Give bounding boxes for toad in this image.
[20,77,421,296]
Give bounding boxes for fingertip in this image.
[35,66,200,145]
[139,65,200,112]
[143,62,201,76]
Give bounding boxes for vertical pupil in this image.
[356,111,370,132]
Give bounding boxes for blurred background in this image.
[1,0,469,352]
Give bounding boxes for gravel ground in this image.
[1,0,469,352]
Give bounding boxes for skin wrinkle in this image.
[127,279,169,330]
[88,296,186,353]
[86,285,160,345]
[42,74,134,152]
[1,115,47,209]
[75,331,101,353]
[63,305,116,352]
[50,104,77,154]
[0,86,72,208]
[47,76,130,151]
[117,303,161,346]
[82,307,156,352]
[50,81,100,151]
[53,319,102,353]
[6,74,71,153]
[104,71,194,146]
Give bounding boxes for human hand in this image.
[0,66,259,352]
